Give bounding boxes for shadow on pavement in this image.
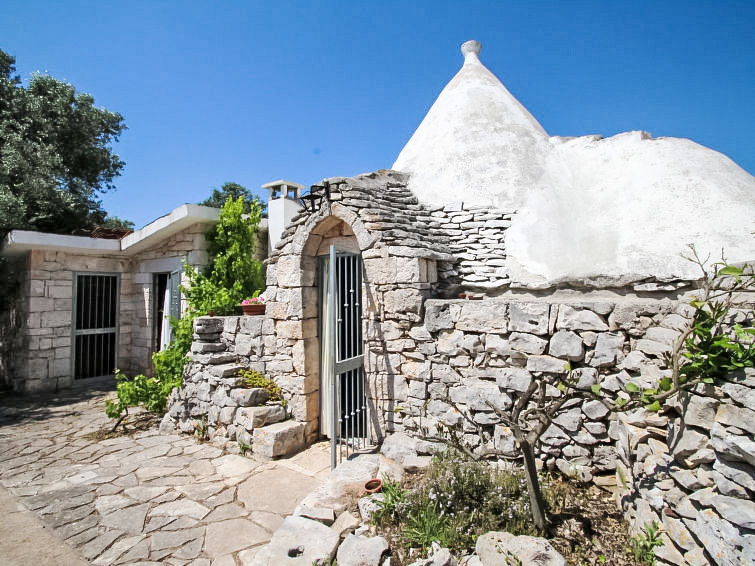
[0,377,115,428]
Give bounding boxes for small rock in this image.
[671,428,708,462]
[711,494,755,529]
[403,455,432,473]
[476,532,565,566]
[249,516,339,566]
[331,511,361,538]
[713,457,755,492]
[380,432,418,464]
[358,493,385,522]
[336,534,389,566]
[683,395,719,430]
[548,330,584,361]
[408,542,458,566]
[582,400,609,420]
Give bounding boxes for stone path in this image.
[0,385,331,565]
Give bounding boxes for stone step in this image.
[230,387,269,407]
[190,341,226,354]
[253,420,306,459]
[234,405,286,431]
[209,363,245,378]
[188,352,236,365]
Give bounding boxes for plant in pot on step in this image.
[241,291,265,315]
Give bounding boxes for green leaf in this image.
[646,400,662,412]
[615,397,627,408]
[718,265,743,277]
[658,378,672,392]
[591,384,601,395]
[626,382,640,393]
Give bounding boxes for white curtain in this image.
[160,285,172,351]
[320,255,334,436]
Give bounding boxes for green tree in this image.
[0,48,126,236]
[99,216,135,230]
[183,195,265,315]
[0,48,126,312]
[199,182,264,215]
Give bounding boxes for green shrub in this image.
[403,497,452,550]
[372,476,407,526]
[181,195,265,316]
[238,369,286,405]
[104,369,180,427]
[630,522,663,566]
[373,450,546,555]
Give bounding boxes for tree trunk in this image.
[519,436,548,532]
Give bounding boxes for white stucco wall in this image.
[393,41,755,287]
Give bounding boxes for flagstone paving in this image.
[0,385,331,565]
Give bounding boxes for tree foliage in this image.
[182,195,265,315]
[99,216,135,230]
[199,182,265,215]
[0,48,126,236]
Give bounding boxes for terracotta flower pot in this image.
[364,478,383,494]
[241,303,266,315]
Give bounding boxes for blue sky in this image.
[2,1,753,228]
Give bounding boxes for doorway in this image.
[319,246,369,466]
[72,273,119,379]
[152,270,181,351]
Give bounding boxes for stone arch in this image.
[263,205,382,444]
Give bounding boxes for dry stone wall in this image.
[377,297,698,482]
[161,315,307,458]
[615,368,755,566]
[423,202,513,293]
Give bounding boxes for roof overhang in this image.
[1,230,121,256]
[120,204,219,254]
[1,204,220,257]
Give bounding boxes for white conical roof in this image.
[393,41,551,211]
[393,41,755,287]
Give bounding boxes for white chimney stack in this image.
[262,180,304,254]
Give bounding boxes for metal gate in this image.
[321,246,370,468]
[72,273,119,379]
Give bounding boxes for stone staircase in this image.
[160,317,306,460]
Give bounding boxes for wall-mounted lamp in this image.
[299,183,331,213]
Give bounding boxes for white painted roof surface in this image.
[1,204,219,256]
[394,40,550,213]
[393,41,755,286]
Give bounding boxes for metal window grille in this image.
[72,273,119,379]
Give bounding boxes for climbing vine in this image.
[105,196,265,429]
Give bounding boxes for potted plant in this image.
[241,293,265,315]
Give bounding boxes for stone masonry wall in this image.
[377,297,708,483]
[129,222,210,373]
[162,315,307,458]
[421,202,512,293]
[15,249,133,392]
[615,368,755,566]
[5,222,211,392]
[0,255,29,390]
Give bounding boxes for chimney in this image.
[262,180,304,254]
